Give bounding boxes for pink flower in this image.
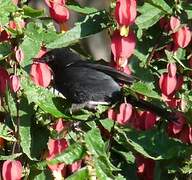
[36,46,47,58]
[47,138,68,172]
[68,160,82,173]
[9,75,21,93]
[136,155,155,180]
[167,63,177,77]
[30,62,52,88]
[2,160,22,180]
[139,111,157,131]
[159,73,183,97]
[116,103,133,125]
[167,112,186,135]
[172,26,191,48]
[107,108,117,121]
[170,16,180,32]
[0,68,9,95]
[53,119,66,133]
[115,0,137,26]
[111,30,136,63]
[45,0,69,23]
[9,20,25,31]
[15,47,24,63]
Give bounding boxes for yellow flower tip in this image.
[60,23,68,33]
[120,25,129,37]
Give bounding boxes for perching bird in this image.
[41,47,176,121]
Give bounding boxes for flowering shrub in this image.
[0,0,191,179]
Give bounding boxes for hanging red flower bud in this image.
[68,160,82,173]
[136,155,155,180]
[167,112,186,135]
[30,62,52,88]
[9,75,21,93]
[108,108,117,121]
[2,160,22,180]
[9,20,25,31]
[111,30,136,63]
[167,63,177,77]
[0,28,10,42]
[115,0,137,26]
[47,138,68,172]
[0,68,9,95]
[15,47,24,63]
[178,126,192,144]
[116,103,133,125]
[159,73,183,97]
[45,0,69,23]
[159,17,170,32]
[139,111,157,131]
[36,46,47,58]
[170,16,180,32]
[172,26,191,48]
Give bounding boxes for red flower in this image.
[45,0,69,23]
[0,28,10,42]
[2,160,22,180]
[47,138,68,172]
[136,155,155,180]
[167,63,177,77]
[139,111,157,131]
[159,17,170,31]
[9,20,25,31]
[0,68,9,95]
[30,62,52,88]
[167,112,186,135]
[115,0,137,26]
[170,16,180,32]
[116,103,133,125]
[68,160,82,173]
[172,26,191,48]
[159,73,183,97]
[108,108,117,121]
[9,75,21,93]
[15,47,24,63]
[36,46,47,58]
[111,30,136,63]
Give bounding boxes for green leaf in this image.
[19,96,36,160]
[66,167,89,180]
[147,0,172,13]
[136,3,165,29]
[85,128,116,179]
[47,10,111,49]
[116,128,190,160]
[0,0,16,25]
[131,81,160,99]
[0,123,16,141]
[47,143,86,165]
[184,4,192,19]
[0,153,22,160]
[23,5,44,18]
[0,42,11,60]
[67,1,97,14]
[21,74,71,118]
[21,37,41,67]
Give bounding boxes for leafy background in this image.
[0,0,191,179]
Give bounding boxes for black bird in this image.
[42,47,176,121]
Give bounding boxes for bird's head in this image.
[40,47,81,72]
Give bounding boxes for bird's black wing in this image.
[68,60,136,84]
